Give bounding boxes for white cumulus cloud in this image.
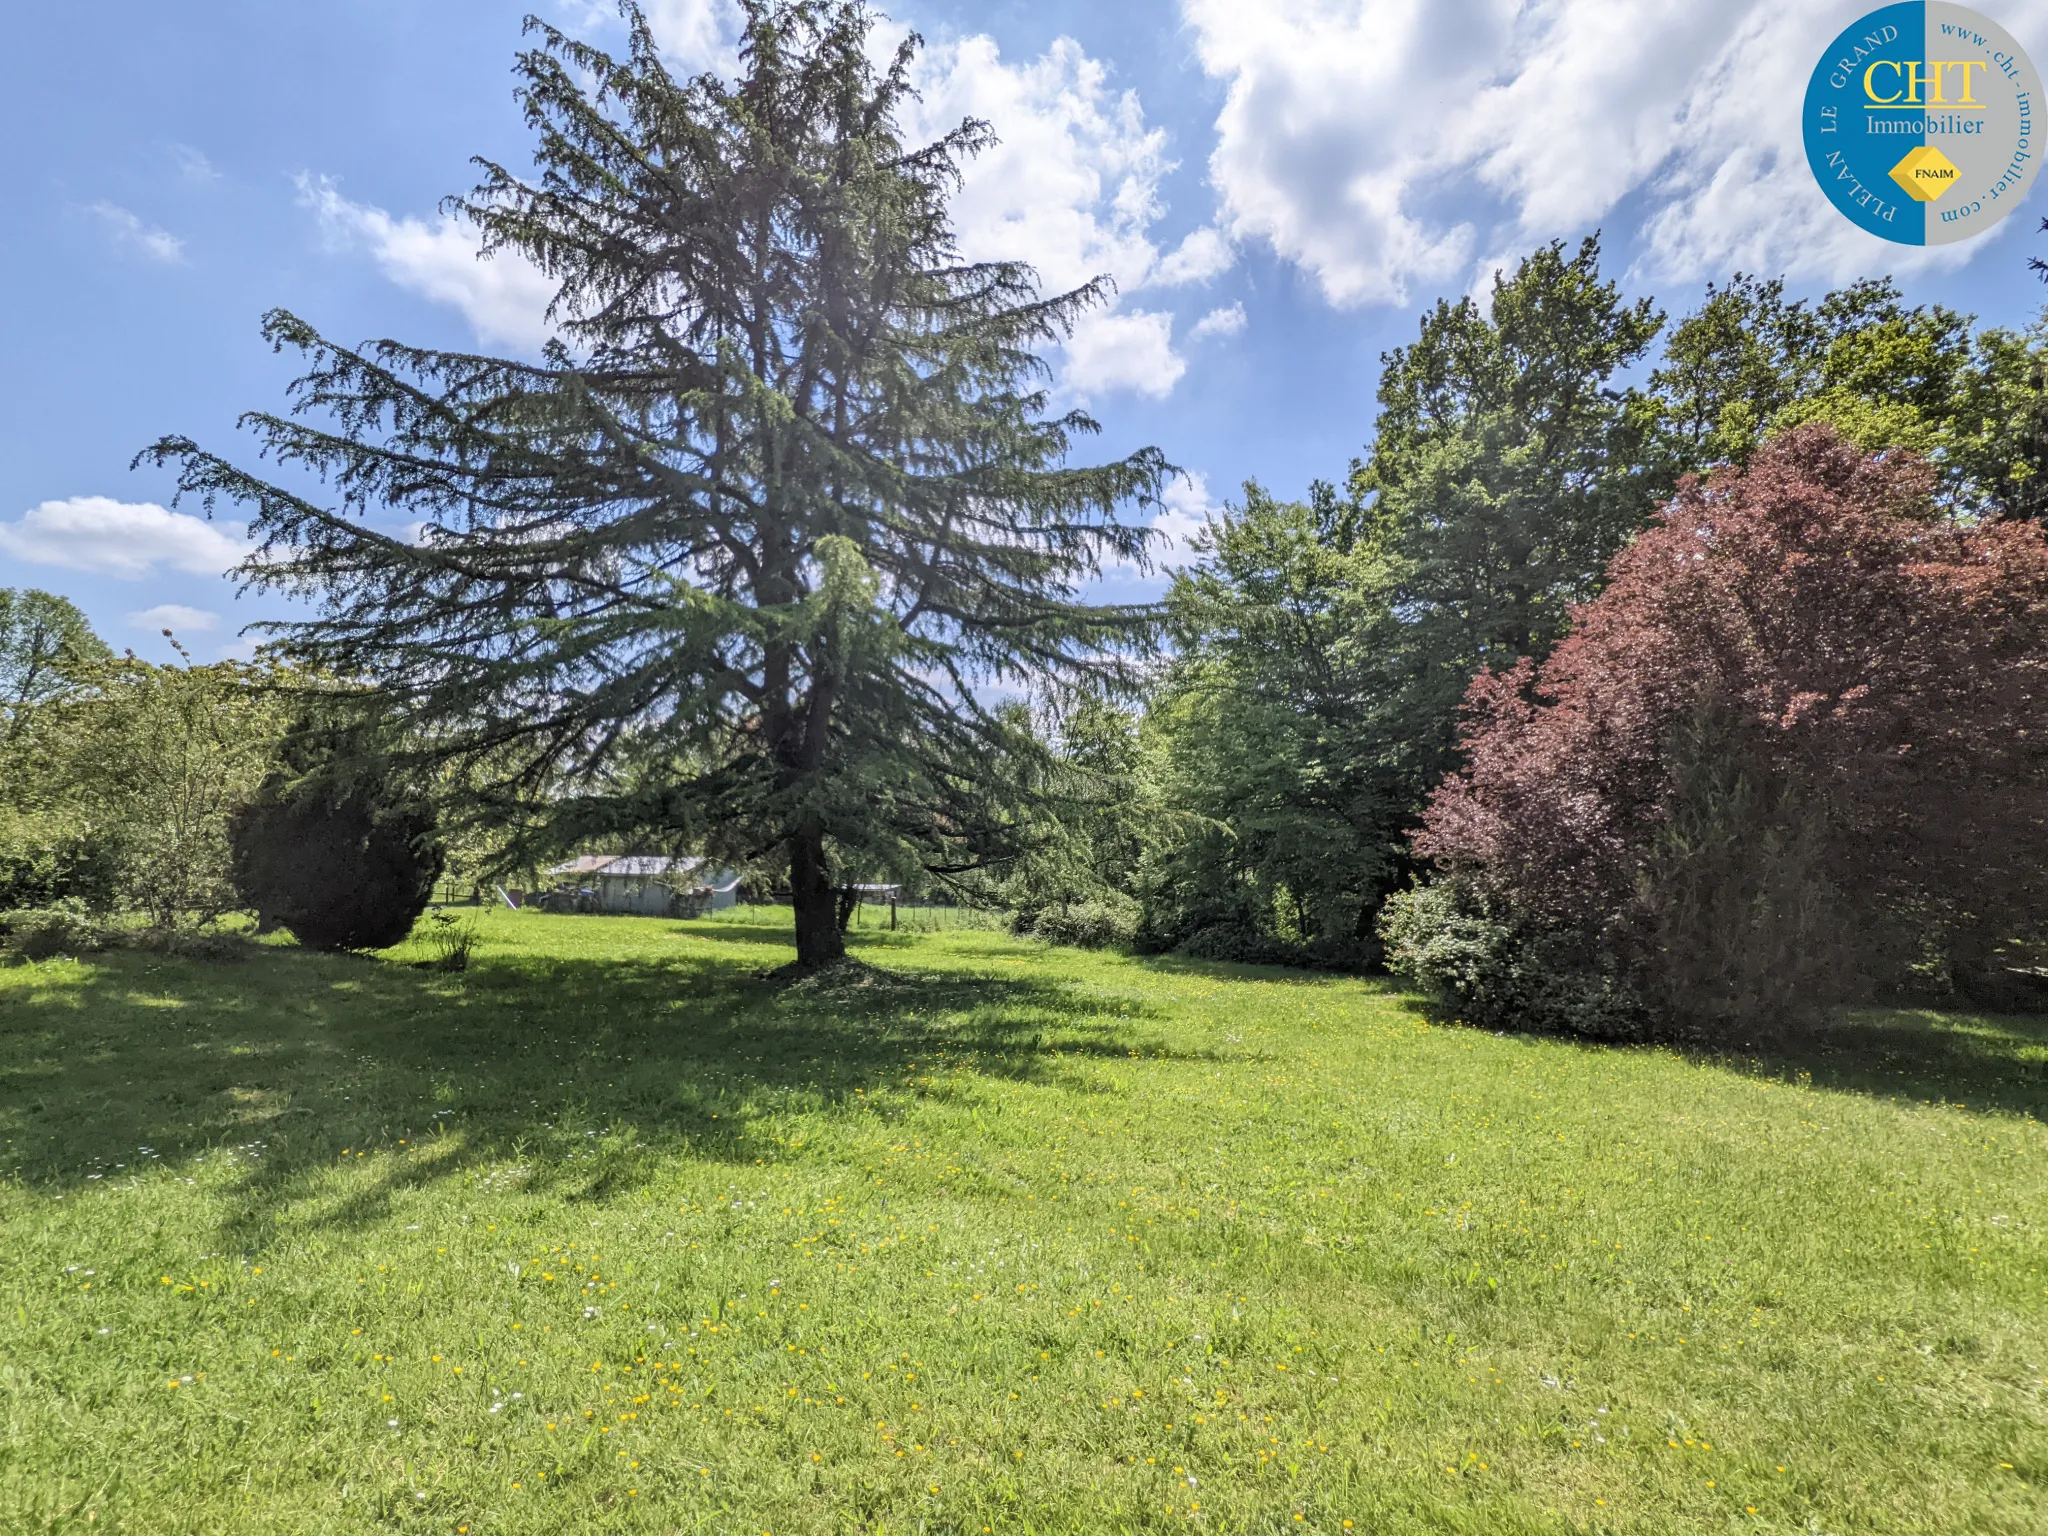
[560,0,742,72]
[1190,301,1247,340]
[129,604,221,634]
[312,23,1218,395]
[1062,309,1185,399]
[0,497,247,579]
[1149,470,1222,567]
[297,174,559,352]
[1155,225,1236,286]
[1182,0,2043,306]
[892,32,1227,395]
[90,202,185,264]
[901,36,1170,292]
[643,0,744,73]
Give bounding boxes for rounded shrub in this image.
[0,821,126,914]
[1379,879,1643,1038]
[230,772,443,953]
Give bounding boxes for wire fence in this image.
[432,881,1011,933]
[844,900,1007,933]
[701,899,1007,933]
[431,879,536,910]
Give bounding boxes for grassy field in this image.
[1,909,2044,1535]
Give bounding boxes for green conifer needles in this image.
[142,2,1169,967]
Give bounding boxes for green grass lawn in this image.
[2,909,2044,1534]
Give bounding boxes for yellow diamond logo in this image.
[1890,145,1960,202]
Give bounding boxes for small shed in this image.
[542,855,741,917]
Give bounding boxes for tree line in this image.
[8,0,2048,1030]
[0,595,455,956]
[1003,249,2048,1018]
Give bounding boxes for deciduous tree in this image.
[1647,274,2048,517]
[1416,426,2048,1024]
[0,588,110,734]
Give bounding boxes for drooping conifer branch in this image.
[143,0,1170,966]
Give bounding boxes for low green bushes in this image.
[1013,896,1140,951]
[1377,881,1641,1037]
[0,904,253,964]
[0,903,113,961]
[1174,922,1378,973]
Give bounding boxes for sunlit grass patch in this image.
[2,909,2044,1533]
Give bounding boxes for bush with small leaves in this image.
[1021,897,1141,952]
[0,903,113,962]
[1378,879,1642,1038]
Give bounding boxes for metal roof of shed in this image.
[546,854,705,878]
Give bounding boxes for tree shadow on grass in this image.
[1132,952,1385,988]
[1381,983,2048,1123]
[1710,1006,2048,1123]
[662,918,808,948]
[0,937,1196,1253]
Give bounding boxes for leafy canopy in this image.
[1146,483,1395,951]
[1132,240,1667,957]
[1418,426,2048,1023]
[1646,273,2048,516]
[1359,235,1666,671]
[0,588,111,729]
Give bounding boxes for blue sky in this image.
[7,0,2048,661]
